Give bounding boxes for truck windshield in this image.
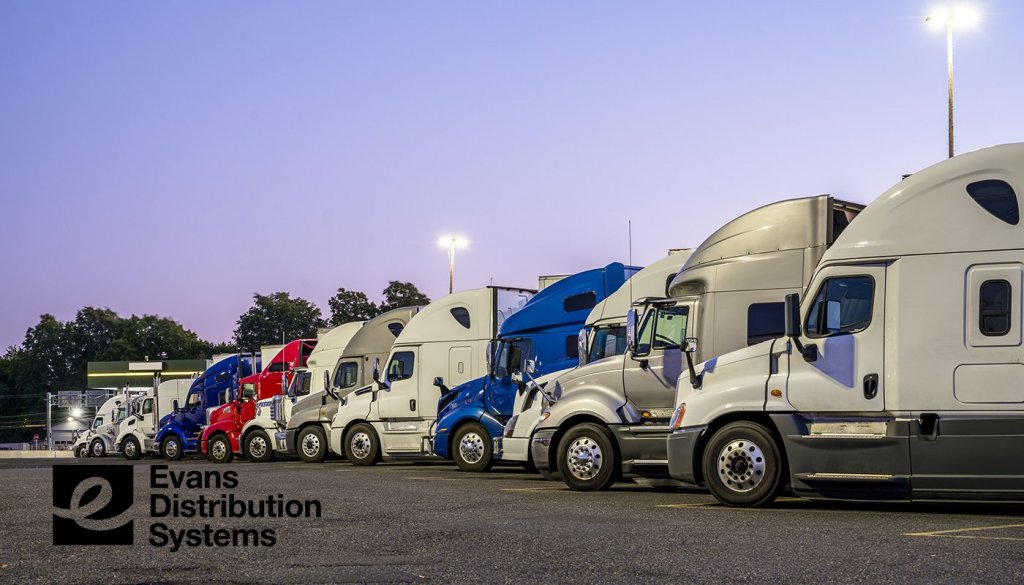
[588,325,627,362]
[92,417,104,429]
[495,339,533,378]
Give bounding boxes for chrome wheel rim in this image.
[301,433,321,458]
[458,431,486,465]
[91,442,103,456]
[165,440,178,458]
[350,432,372,460]
[124,441,136,457]
[211,439,227,461]
[249,435,268,459]
[717,438,766,493]
[566,436,603,481]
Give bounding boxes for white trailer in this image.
[668,143,1024,506]
[329,287,533,464]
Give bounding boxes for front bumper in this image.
[498,436,530,463]
[529,428,556,471]
[666,426,706,486]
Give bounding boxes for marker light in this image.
[670,403,687,430]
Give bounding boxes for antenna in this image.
[628,219,633,302]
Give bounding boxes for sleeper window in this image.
[967,180,1019,225]
[980,279,1012,336]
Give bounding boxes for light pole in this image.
[437,236,468,294]
[926,5,979,159]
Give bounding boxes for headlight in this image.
[503,415,519,438]
[669,403,686,430]
[540,412,551,422]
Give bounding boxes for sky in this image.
[2,1,1023,350]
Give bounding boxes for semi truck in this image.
[281,306,420,462]
[328,286,534,465]
[71,392,137,457]
[114,379,192,460]
[154,353,258,460]
[498,251,692,469]
[530,195,863,490]
[202,339,316,463]
[668,143,1024,506]
[433,263,636,471]
[239,322,363,462]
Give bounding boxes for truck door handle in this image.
[863,374,878,399]
[409,399,416,411]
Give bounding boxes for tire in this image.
[122,436,142,460]
[452,423,494,472]
[296,426,327,463]
[90,438,106,458]
[75,443,88,458]
[161,435,183,461]
[702,421,786,508]
[207,434,233,464]
[344,423,380,466]
[557,423,618,491]
[244,430,275,463]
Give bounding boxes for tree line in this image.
[0,281,429,442]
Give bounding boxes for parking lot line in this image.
[404,476,471,481]
[656,497,805,510]
[500,487,570,492]
[904,523,1024,541]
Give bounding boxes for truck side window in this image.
[334,362,359,389]
[387,352,415,382]
[266,362,287,373]
[495,340,532,378]
[980,279,1012,336]
[652,306,689,350]
[142,399,153,415]
[805,276,874,337]
[565,335,579,359]
[588,326,627,362]
[187,392,202,409]
[636,311,655,354]
[747,302,785,345]
[93,417,104,429]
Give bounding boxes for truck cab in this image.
[669,143,1024,507]
[154,353,258,460]
[71,393,134,457]
[284,306,420,462]
[328,287,534,465]
[531,195,863,490]
[499,251,692,469]
[433,263,636,471]
[202,339,316,463]
[114,379,192,459]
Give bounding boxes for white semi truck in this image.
[329,287,533,464]
[669,143,1024,507]
[71,392,139,457]
[530,195,863,490]
[114,379,192,459]
[239,321,364,462]
[497,251,693,467]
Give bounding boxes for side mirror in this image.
[577,329,588,366]
[485,340,495,378]
[682,337,702,389]
[524,359,536,375]
[372,358,381,383]
[625,308,638,355]
[682,337,698,353]
[784,293,802,337]
[433,376,451,394]
[172,399,179,412]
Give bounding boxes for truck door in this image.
[623,305,690,412]
[141,398,155,434]
[787,265,886,413]
[378,349,419,419]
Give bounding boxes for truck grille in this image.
[271,395,284,423]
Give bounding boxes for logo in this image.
[53,465,134,545]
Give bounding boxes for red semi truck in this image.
[202,338,317,463]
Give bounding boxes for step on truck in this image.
[71,392,139,457]
[239,322,363,462]
[498,250,692,469]
[202,339,316,463]
[283,306,420,462]
[531,195,863,490]
[114,379,192,460]
[433,263,637,471]
[154,353,259,460]
[669,143,1024,507]
[329,287,534,465]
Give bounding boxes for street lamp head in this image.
[70,407,82,417]
[926,4,980,28]
[437,235,468,249]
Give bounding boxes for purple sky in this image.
[2,2,1023,350]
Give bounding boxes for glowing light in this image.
[925,4,980,29]
[437,235,468,249]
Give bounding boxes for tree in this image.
[378,281,431,313]
[328,288,379,326]
[233,292,325,351]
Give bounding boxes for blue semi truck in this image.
[154,353,259,460]
[432,263,637,471]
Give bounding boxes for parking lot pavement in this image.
[3,457,1024,584]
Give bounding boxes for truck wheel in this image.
[297,426,327,463]
[702,421,785,508]
[344,423,380,466]
[558,423,618,491]
[244,430,275,463]
[208,434,233,464]
[161,436,183,461]
[122,436,142,460]
[75,443,88,458]
[90,438,106,458]
[452,423,494,472]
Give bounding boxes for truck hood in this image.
[546,355,625,398]
[292,390,333,418]
[676,339,778,404]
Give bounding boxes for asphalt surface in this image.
[2,457,1024,584]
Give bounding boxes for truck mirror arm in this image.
[683,349,702,389]
[790,337,818,362]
